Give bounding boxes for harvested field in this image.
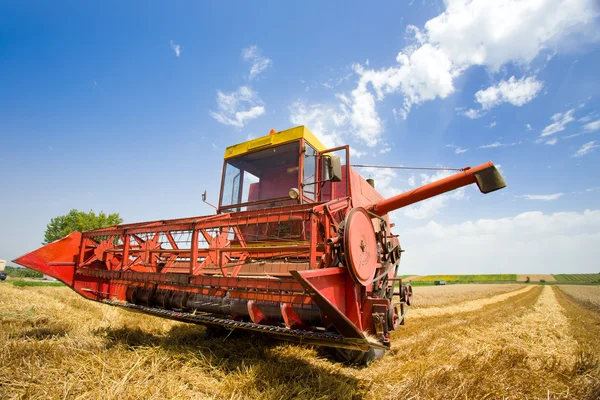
[558,285,600,311]
[1,284,599,399]
[517,274,556,282]
[410,283,523,308]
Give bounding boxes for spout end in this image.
[474,165,506,194]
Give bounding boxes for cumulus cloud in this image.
[339,0,597,138]
[242,45,272,80]
[400,210,600,274]
[210,86,265,127]
[474,76,543,110]
[288,100,347,148]
[573,140,599,157]
[170,40,181,57]
[540,109,576,137]
[425,0,597,70]
[343,75,382,146]
[522,193,564,200]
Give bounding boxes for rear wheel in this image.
[0,273,6,281]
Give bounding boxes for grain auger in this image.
[14,126,505,364]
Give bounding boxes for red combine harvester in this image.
[14,126,506,364]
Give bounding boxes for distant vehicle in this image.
[0,260,6,281]
[434,280,446,286]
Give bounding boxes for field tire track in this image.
[553,287,600,399]
[365,286,594,399]
[364,286,543,398]
[409,285,535,318]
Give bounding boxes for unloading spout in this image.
[369,162,506,216]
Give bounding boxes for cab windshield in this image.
[220,142,301,211]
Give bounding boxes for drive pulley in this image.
[343,207,378,286]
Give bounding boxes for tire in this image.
[0,273,6,281]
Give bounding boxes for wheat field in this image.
[1,284,599,399]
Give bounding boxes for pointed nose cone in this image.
[12,232,82,286]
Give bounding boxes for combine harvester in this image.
[15,126,505,364]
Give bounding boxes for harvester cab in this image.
[14,126,505,365]
[218,127,350,213]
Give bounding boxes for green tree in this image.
[43,209,123,244]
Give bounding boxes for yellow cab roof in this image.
[223,126,327,159]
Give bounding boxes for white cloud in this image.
[544,138,558,145]
[583,120,600,132]
[478,140,521,149]
[462,108,486,119]
[360,167,405,200]
[487,121,497,128]
[334,0,597,141]
[573,140,599,157]
[401,210,600,274]
[289,101,345,148]
[351,148,367,158]
[170,40,181,57]
[474,76,543,110]
[562,118,600,139]
[526,124,533,131]
[344,75,382,146]
[540,109,576,137]
[210,86,265,127]
[425,0,597,71]
[242,45,272,80]
[522,193,564,200]
[349,42,456,130]
[446,144,468,154]
[479,141,502,149]
[379,147,392,154]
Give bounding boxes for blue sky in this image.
[1,0,599,274]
